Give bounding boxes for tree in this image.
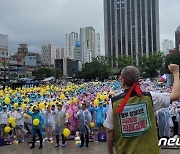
[76,56,112,80]
[54,68,62,79]
[140,52,165,78]
[164,52,180,73]
[32,68,62,80]
[116,55,134,71]
[10,73,18,80]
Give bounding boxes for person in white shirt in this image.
[76,103,92,147]
[8,106,17,118]
[44,105,54,141]
[104,64,180,154]
[54,103,66,147]
[170,101,180,138]
[8,106,17,138]
[0,106,8,140]
[15,108,25,142]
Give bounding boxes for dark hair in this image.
[33,106,39,112]
[57,104,62,107]
[82,103,86,106]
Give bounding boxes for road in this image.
[1,141,180,154]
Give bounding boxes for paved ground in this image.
[0,141,180,154]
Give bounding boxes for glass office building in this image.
[104,0,160,66]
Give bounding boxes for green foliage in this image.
[76,56,112,80]
[10,73,18,80]
[140,52,165,78]
[116,55,134,71]
[165,52,180,73]
[32,68,62,80]
[54,68,62,79]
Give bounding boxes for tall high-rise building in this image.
[74,41,82,61]
[56,48,61,59]
[80,27,95,63]
[0,34,8,79]
[95,33,101,57]
[11,44,29,65]
[66,32,79,59]
[104,0,160,66]
[162,39,174,55]
[61,48,66,59]
[56,48,66,59]
[175,25,180,52]
[41,44,56,66]
[17,44,28,57]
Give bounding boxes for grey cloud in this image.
[0,0,104,54]
[0,0,179,54]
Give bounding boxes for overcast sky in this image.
[0,0,180,55]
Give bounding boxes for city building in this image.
[25,56,37,67]
[17,44,28,57]
[80,27,96,63]
[8,57,27,79]
[66,32,79,59]
[28,52,41,66]
[162,39,174,55]
[0,34,8,79]
[175,25,180,52]
[56,48,66,59]
[60,48,66,59]
[56,48,61,59]
[95,33,101,57]
[10,44,29,66]
[41,44,56,66]
[74,47,82,61]
[104,0,160,66]
[55,58,82,77]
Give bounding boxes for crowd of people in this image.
[0,73,180,150]
[0,81,120,148]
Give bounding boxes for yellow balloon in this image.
[66,113,70,119]
[39,103,45,109]
[73,98,78,103]
[4,97,10,104]
[8,117,15,124]
[50,102,55,106]
[54,87,59,92]
[60,94,65,100]
[0,92,3,97]
[75,141,81,145]
[4,126,11,133]
[5,94,9,97]
[12,122,16,128]
[30,106,34,111]
[63,128,71,137]
[21,104,26,109]
[67,100,72,105]
[100,95,104,101]
[26,98,30,103]
[97,92,101,97]
[25,114,31,119]
[94,99,99,106]
[90,122,95,128]
[14,103,18,108]
[33,119,40,126]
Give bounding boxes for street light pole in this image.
[3,57,6,81]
